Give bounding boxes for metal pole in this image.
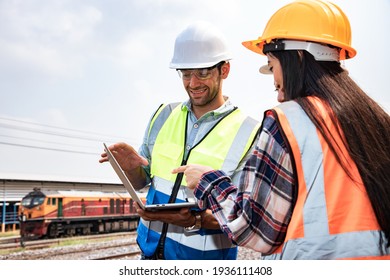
[1,202,5,233]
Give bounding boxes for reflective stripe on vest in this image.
[138,103,260,259]
[147,102,181,145]
[264,97,389,260]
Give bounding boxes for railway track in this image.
[0,231,136,250]
[0,231,139,260]
[24,240,139,260]
[0,238,61,251]
[0,231,262,260]
[93,250,141,260]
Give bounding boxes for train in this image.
[18,187,145,240]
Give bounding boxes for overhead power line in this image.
[0,134,96,149]
[0,115,142,154]
[0,122,111,142]
[0,116,129,141]
[0,141,100,155]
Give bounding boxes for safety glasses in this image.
[177,62,224,80]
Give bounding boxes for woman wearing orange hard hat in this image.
[173,0,390,259]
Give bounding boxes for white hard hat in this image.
[169,21,233,69]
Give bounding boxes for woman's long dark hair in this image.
[269,50,390,249]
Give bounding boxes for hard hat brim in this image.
[169,58,232,70]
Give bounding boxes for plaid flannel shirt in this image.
[194,111,296,255]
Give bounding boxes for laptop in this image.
[103,143,198,211]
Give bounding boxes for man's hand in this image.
[99,142,149,189]
[99,142,148,172]
[136,204,221,230]
[135,204,195,228]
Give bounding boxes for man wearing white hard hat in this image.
[100,21,259,260]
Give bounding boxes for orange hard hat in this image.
[242,0,356,61]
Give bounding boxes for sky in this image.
[1,0,389,184]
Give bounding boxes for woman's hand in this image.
[172,164,214,189]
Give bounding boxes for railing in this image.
[0,212,19,224]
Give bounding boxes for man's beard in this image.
[189,77,221,107]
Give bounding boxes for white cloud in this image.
[0,1,102,79]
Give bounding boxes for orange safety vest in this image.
[264,97,390,260]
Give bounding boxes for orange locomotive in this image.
[18,187,145,239]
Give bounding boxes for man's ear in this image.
[221,62,230,79]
